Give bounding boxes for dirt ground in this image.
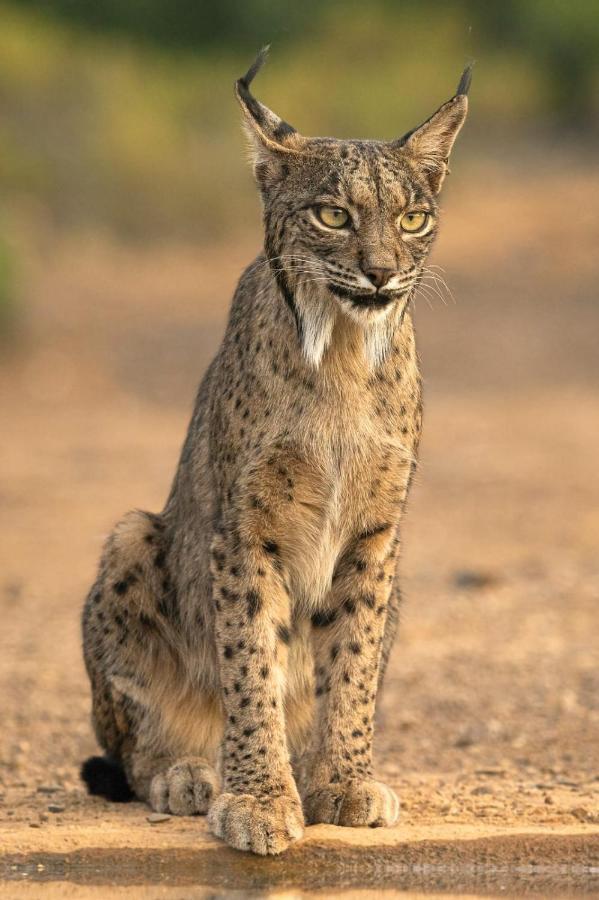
[0,157,598,890]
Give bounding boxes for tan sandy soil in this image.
[0,160,598,892]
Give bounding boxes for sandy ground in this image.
[0,159,598,892]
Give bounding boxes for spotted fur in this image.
[81,50,470,855]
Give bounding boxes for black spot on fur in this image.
[358,524,394,540]
[277,624,291,645]
[311,608,338,627]
[273,120,296,141]
[246,589,262,619]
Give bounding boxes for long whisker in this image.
[421,265,456,305]
[420,278,448,307]
[414,284,436,311]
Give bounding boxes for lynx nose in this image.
[362,267,396,289]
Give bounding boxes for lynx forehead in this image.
[81,49,470,856]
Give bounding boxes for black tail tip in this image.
[81,756,134,803]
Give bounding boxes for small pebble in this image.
[147,813,171,824]
[452,569,501,590]
[570,806,590,822]
[37,785,61,795]
[47,804,65,813]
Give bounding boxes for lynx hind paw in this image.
[149,757,220,816]
[304,779,399,828]
[208,792,304,855]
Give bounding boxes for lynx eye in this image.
[316,205,350,229]
[399,211,430,233]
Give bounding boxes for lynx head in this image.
[236,48,471,367]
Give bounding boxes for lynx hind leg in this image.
[84,683,221,815]
[83,509,165,742]
[85,669,222,815]
[82,510,166,795]
[83,510,223,814]
[83,508,168,667]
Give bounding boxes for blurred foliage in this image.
[11,0,323,51]
[0,1,597,240]
[462,0,599,125]
[0,231,17,336]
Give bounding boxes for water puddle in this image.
[1,851,598,898]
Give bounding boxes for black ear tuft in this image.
[456,62,474,97]
[391,66,471,194]
[235,46,303,166]
[236,47,271,128]
[238,45,270,90]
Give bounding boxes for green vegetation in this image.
[0,232,17,337]
[0,2,597,240]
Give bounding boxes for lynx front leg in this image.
[302,526,400,828]
[207,517,304,855]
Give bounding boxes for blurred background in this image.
[0,0,598,840]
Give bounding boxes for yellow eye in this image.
[317,206,350,228]
[399,211,430,233]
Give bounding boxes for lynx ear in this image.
[395,64,472,193]
[235,47,306,186]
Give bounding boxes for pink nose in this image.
[363,267,396,289]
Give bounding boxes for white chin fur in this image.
[296,281,337,367]
[296,281,406,370]
[362,304,401,368]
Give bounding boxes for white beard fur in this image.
[296,281,407,370]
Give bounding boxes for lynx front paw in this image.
[208,792,304,855]
[149,757,220,815]
[303,779,399,827]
